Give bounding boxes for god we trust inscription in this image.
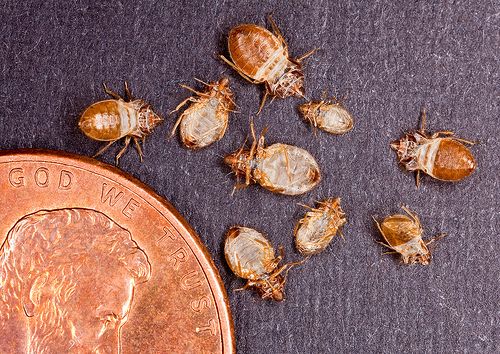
[0,150,235,354]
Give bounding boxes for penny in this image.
[0,150,234,353]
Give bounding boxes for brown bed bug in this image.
[373,206,445,265]
[294,198,347,256]
[171,78,236,149]
[220,16,316,113]
[298,96,354,135]
[391,108,476,187]
[224,226,304,301]
[79,82,163,164]
[224,122,321,195]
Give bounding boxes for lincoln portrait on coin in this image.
[0,208,152,353]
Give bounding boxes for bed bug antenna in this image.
[193,77,211,87]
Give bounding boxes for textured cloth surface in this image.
[0,1,499,353]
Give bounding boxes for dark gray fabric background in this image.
[1,1,499,353]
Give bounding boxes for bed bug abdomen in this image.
[224,226,276,280]
[254,144,321,195]
[299,100,354,135]
[228,24,284,81]
[431,139,476,181]
[295,198,346,256]
[80,100,135,141]
[172,78,235,149]
[79,83,163,164]
[373,206,444,265]
[221,17,314,114]
[378,215,421,247]
[391,108,476,186]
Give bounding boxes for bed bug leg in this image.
[219,55,259,84]
[267,14,286,44]
[415,170,421,188]
[257,91,269,115]
[401,205,421,226]
[234,282,253,292]
[133,137,143,162]
[93,140,118,158]
[102,83,123,100]
[426,233,447,246]
[283,146,292,181]
[418,107,427,133]
[124,81,133,101]
[296,48,318,63]
[372,216,392,249]
[170,97,197,114]
[115,136,131,165]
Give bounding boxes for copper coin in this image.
[0,149,235,353]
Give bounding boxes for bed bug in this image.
[298,96,354,135]
[79,82,163,164]
[391,108,476,187]
[220,16,316,113]
[171,78,236,149]
[224,122,321,195]
[294,198,347,256]
[224,226,303,301]
[373,206,445,265]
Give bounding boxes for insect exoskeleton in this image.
[171,78,236,149]
[298,97,354,135]
[391,108,476,187]
[224,226,301,301]
[220,16,316,113]
[373,206,444,265]
[79,82,163,164]
[224,123,321,195]
[294,198,347,256]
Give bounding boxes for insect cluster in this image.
[225,199,346,301]
[75,15,478,302]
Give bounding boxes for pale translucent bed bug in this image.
[391,108,476,187]
[224,122,321,195]
[79,82,163,164]
[220,16,316,113]
[294,198,347,256]
[373,206,445,265]
[224,226,303,301]
[171,78,236,149]
[298,95,354,135]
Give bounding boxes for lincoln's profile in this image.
[0,208,151,353]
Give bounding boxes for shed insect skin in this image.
[220,15,316,114]
[391,108,476,187]
[294,198,347,256]
[79,82,163,165]
[171,78,236,149]
[224,122,321,195]
[298,96,354,135]
[224,226,305,301]
[373,206,445,265]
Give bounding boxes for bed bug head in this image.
[138,103,163,135]
[271,62,305,99]
[214,77,236,110]
[405,244,431,265]
[256,275,286,301]
[390,133,423,171]
[298,101,320,126]
[322,198,347,228]
[224,147,252,182]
